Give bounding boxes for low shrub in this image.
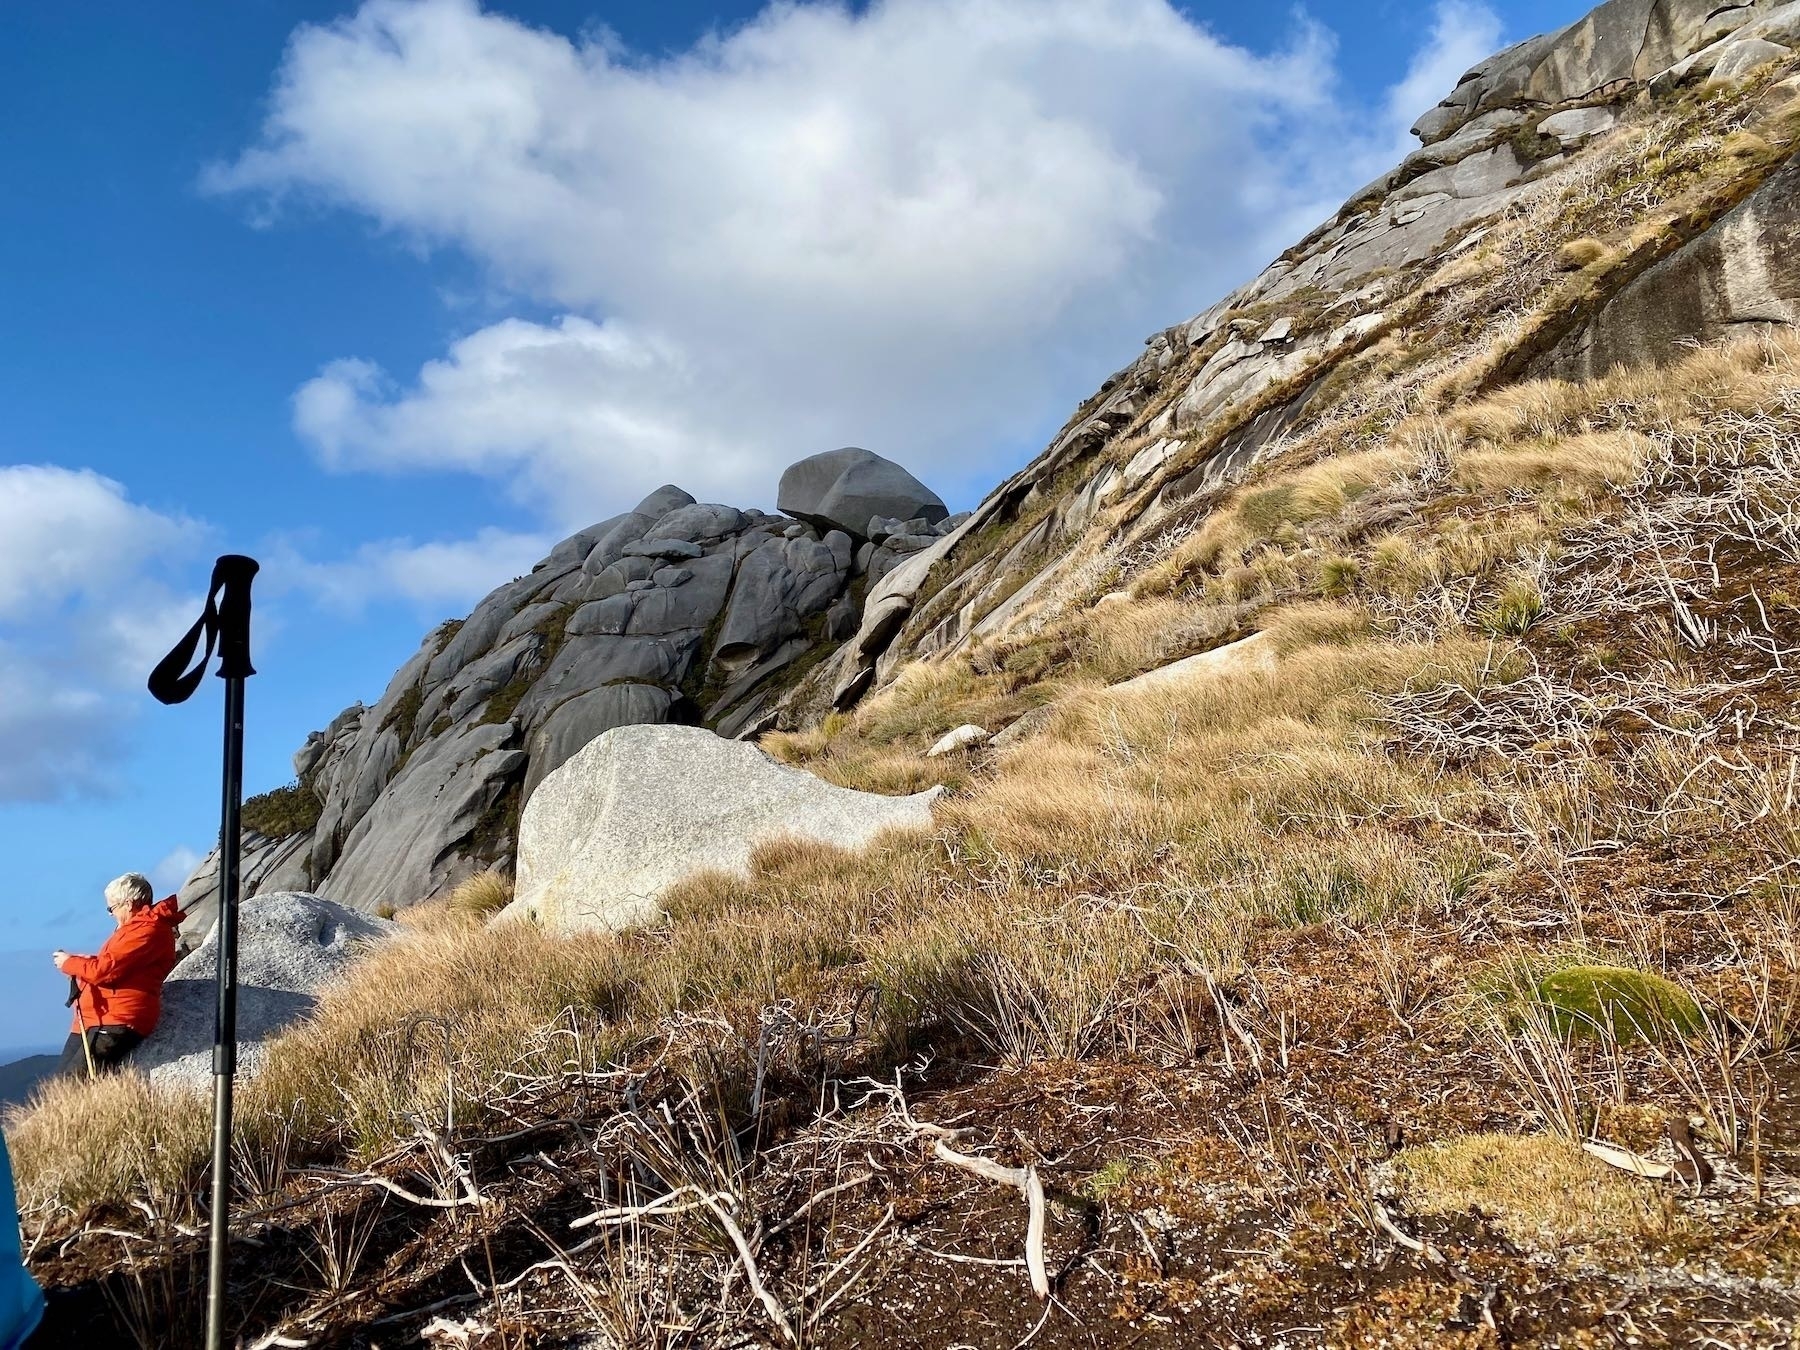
[241,781,323,840]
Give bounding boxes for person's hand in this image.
[51,951,69,973]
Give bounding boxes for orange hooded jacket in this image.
[63,897,184,1036]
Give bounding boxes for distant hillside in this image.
[0,1054,58,1110]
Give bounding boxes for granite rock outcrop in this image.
[178,456,955,932]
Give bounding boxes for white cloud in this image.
[212,0,1443,520]
[271,525,555,614]
[0,465,212,802]
[151,845,204,895]
[0,645,119,802]
[0,465,198,622]
[289,318,764,510]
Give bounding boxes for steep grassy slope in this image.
[14,25,1800,1350]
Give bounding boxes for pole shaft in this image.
[205,675,246,1350]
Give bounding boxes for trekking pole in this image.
[148,554,258,1350]
[65,978,94,1079]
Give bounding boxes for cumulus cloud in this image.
[271,525,556,615]
[151,845,204,895]
[0,459,563,799]
[0,466,209,802]
[213,0,1448,521]
[0,647,120,801]
[289,318,766,509]
[0,466,199,622]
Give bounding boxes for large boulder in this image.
[714,534,848,666]
[503,724,942,932]
[139,893,394,1091]
[1540,148,1800,380]
[777,448,948,541]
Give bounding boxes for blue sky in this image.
[0,0,1585,1052]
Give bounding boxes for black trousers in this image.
[56,1026,143,1080]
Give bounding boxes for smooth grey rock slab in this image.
[419,633,542,730]
[625,553,735,637]
[522,683,676,802]
[825,529,854,572]
[1400,108,1525,172]
[990,707,1054,750]
[144,893,394,1091]
[707,636,814,716]
[568,593,635,637]
[715,535,847,664]
[176,830,314,948]
[648,503,747,543]
[1412,0,1781,148]
[323,722,525,912]
[542,522,611,572]
[293,702,364,784]
[1541,147,1800,380]
[590,557,658,596]
[1392,143,1526,203]
[1112,633,1278,696]
[885,533,940,553]
[505,725,942,932]
[519,634,698,728]
[825,594,858,641]
[426,573,538,686]
[1713,35,1792,81]
[1539,105,1618,146]
[582,513,657,574]
[777,447,948,539]
[496,602,563,648]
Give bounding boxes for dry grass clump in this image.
[1553,237,1613,271]
[1071,595,1225,683]
[244,917,640,1157]
[1451,428,1652,494]
[10,1074,211,1215]
[14,917,646,1211]
[447,868,513,918]
[1392,1133,1673,1248]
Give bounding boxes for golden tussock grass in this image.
[446,868,514,919]
[9,1073,210,1215]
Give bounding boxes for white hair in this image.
[104,873,154,910]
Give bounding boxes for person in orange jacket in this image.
[51,873,184,1080]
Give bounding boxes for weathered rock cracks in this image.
[502,724,942,933]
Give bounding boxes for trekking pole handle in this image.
[212,555,258,682]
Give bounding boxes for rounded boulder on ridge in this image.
[777,448,947,541]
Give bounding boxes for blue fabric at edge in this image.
[0,1132,43,1348]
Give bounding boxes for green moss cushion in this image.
[1533,965,1703,1042]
